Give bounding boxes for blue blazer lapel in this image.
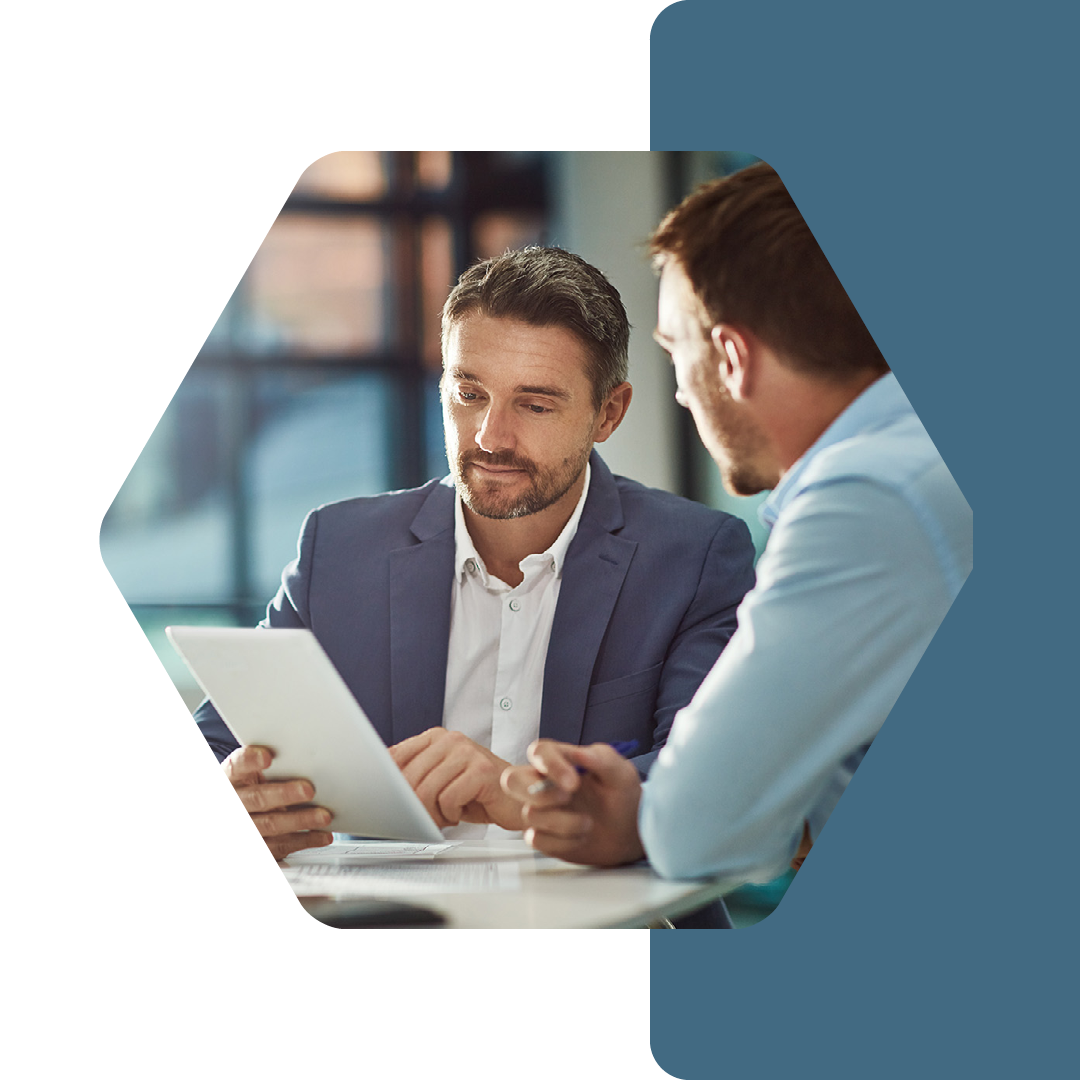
[540,453,636,745]
[388,481,455,745]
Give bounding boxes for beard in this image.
[721,456,773,497]
[688,386,775,497]
[452,445,591,520]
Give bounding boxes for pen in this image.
[526,739,639,796]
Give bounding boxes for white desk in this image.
[283,839,729,929]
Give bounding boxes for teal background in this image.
[2,4,1071,1075]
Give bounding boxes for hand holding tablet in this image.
[167,627,445,848]
[222,744,334,861]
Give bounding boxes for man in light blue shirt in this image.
[501,163,973,886]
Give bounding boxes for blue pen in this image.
[526,739,638,795]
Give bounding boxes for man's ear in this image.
[593,381,633,442]
[711,324,754,400]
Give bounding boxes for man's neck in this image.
[770,369,885,477]
[463,470,587,587]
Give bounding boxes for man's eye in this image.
[457,389,479,402]
[524,403,551,414]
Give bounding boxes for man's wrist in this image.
[487,788,528,830]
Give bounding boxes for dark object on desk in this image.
[670,899,733,929]
[299,896,447,928]
[1,747,225,846]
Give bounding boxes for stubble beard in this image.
[693,393,774,498]
[453,446,591,520]
[721,459,772,498]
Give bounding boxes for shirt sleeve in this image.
[639,478,961,882]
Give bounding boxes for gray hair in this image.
[441,246,630,409]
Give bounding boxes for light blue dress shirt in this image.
[639,374,973,882]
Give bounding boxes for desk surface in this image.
[283,839,727,929]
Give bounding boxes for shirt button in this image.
[499,697,512,711]
[509,598,521,612]
[465,558,477,575]
[550,559,557,573]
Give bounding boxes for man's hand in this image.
[222,745,333,861]
[500,740,646,867]
[389,728,523,830]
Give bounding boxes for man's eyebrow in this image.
[447,368,482,384]
[516,384,571,400]
[445,370,571,400]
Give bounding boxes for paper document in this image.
[282,859,522,897]
[287,841,458,864]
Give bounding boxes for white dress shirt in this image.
[639,375,973,882]
[441,463,591,838]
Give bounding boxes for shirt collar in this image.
[759,373,909,530]
[454,461,592,584]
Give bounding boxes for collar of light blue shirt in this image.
[452,460,592,585]
[759,373,908,531]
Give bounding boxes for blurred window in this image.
[102,152,551,685]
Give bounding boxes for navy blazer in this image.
[196,452,755,776]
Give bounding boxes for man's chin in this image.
[720,466,770,498]
[454,455,588,521]
[468,504,530,521]
[458,479,536,520]
[462,494,535,520]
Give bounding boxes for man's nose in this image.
[475,403,515,453]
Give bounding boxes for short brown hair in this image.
[650,162,889,381]
[441,246,630,409]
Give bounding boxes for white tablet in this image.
[166,626,444,843]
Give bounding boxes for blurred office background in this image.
[100,150,790,925]
[100,151,766,710]
[97,150,764,751]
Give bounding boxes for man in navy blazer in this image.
[202,247,755,860]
